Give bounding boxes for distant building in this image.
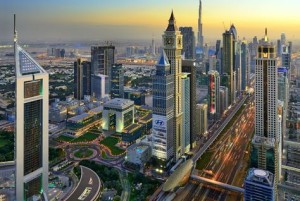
[219,86,228,116]
[241,41,250,91]
[74,58,91,100]
[102,98,134,133]
[244,168,275,201]
[91,45,115,92]
[111,63,124,99]
[49,103,67,123]
[208,70,220,119]
[179,27,195,59]
[196,104,208,137]
[91,74,109,100]
[126,143,152,166]
[181,73,190,153]
[124,90,145,105]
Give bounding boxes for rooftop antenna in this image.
[14,14,17,43]
[222,21,226,31]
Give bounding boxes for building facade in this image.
[152,50,174,166]
[111,63,124,99]
[196,104,208,137]
[251,30,280,195]
[181,73,190,153]
[91,74,109,100]
[162,11,184,161]
[244,168,275,201]
[208,70,220,119]
[15,29,49,200]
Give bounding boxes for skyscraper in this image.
[244,168,275,201]
[241,40,250,91]
[196,104,208,137]
[181,73,190,153]
[197,0,204,48]
[163,11,183,161]
[91,74,109,100]
[222,30,234,105]
[111,64,124,99]
[152,50,174,167]
[179,27,195,59]
[182,60,197,149]
[91,45,115,92]
[74,58,91,100]
[208,70,220,119]
[251,29,280,194]
[14,15,48,200]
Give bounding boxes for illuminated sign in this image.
[153,115,167,130]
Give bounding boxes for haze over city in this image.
[1,0,300,43]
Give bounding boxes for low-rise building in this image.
[126,143,152,166]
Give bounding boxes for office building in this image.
[241,41,250,91]
[244,168,275,201]
[124,90,145,106]
[182,59,197,149]
[111,63,124,99]
[179,27,195,59]
[102,98,134,133]
[91,74,109,100]
[181,73,190,153]
[14,15,49,200]
[152,50,174,167]
[197,0,204,48]
[91,45,115,92]
[251,30,280,195]
[208,70,220,119]
[162,11,183,161]
[222,30,234,105]
[74,58,91,100]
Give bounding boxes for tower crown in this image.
[166,10,178,31]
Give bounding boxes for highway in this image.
[65,166,101,201]
[176,95,255,201]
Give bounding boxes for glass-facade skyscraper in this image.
[14,15,49,200]
[110,63,124,99]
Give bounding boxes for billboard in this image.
[152,114,167,131]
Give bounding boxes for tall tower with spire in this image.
[14,14,49,200]
[198,0,204,48]
[160,11,183,162]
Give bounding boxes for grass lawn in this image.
[0,138,9,148]
[72,132,99,143]
[100,137,125,155]
[56,135,74,142]
[74,148,93,158]
[196,151,214,170]
[57,133,99,143]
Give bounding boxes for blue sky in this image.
[1,0,299,43]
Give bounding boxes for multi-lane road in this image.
[175,96,255,201]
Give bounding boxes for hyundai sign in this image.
[153,115,167,130]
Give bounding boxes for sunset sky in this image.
[1,0,299,43]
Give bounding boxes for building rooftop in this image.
[67,113,90,123]
[123,123,141,133]
[104,98,134,110]
[127,143,150,154]
[89,106,103,114]
[245,168,274,187]
[139,113,152,123]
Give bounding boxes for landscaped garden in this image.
[100,137,125,155]
[74,148,94,159]
[56,132,99,143]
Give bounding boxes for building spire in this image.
[14,14,17,43]
[166,10,177,31]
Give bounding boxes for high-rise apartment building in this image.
[179,27,195,59]
[208,70,220,119]
[182,60,197,149]
[222,30,234,105]
[110,64,124,99]
[196,104,208,137]
[219,86,228,115]
[74,58,91,100]
[152,50,174,167]
[251,30,280,195]
[14,15,48,200]
[162,11,183,161]
[241,41,250,91]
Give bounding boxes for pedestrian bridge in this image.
[190,175,245,193]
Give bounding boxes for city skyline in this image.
[1,0,300,43]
